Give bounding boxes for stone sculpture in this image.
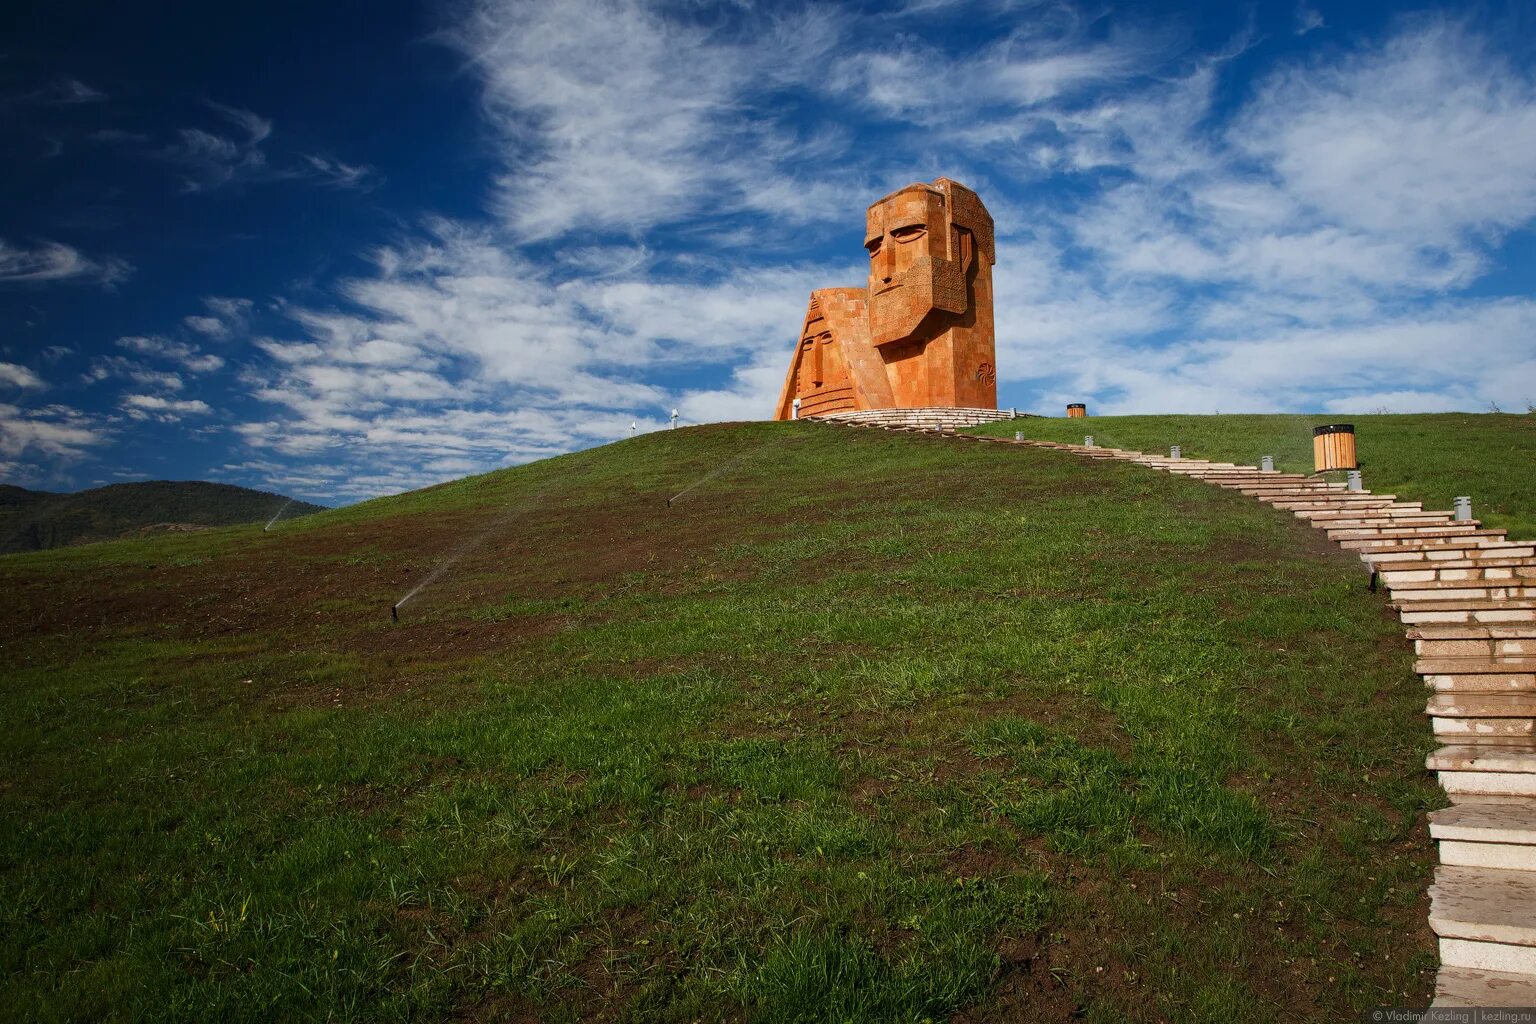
[775,178,996,419]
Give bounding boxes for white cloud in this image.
[301,155,376,189]
[445,0,865,241]
[116,335,224,373]
[163,103,374,193]
[0,403,105,462]
[120,394,212,422]
[84,355,184,391]
[0,238,131,287]
[1233,18,1536,242]
[0,363,45,389]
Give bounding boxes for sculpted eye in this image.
[865,239,881,258]
[890,225,927,242]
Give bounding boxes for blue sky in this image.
[3,0,1535,503]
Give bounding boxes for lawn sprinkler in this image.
[391,603,400,622]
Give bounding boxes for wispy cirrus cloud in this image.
[162,101,376,193]
[0,238,131,288]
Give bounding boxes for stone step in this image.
[1441,840,1536,871]
[1399,601,1536,626]
[1431,865,1536,947]
[1431,746,1536,773]
[1269,494,1399,505]
[1419,658,1536,675]
[1432,801,1536,845]
[1435,718,1536,739]
[1434,965,1536,1007]
[1380,561,1536,584]
[1420,659,1536,693]
[1440,937,1536,975]
[1429,694,1536,718]
[1312,515,1458,531]
[1424,674,1536,694]
[1345,538,1500,555]
[1410,625,1536,660]
[1359,541,1536,562]
[1293,509,1436,521]
[1298,507,1438,520]
[1392,582,1536,602]
[1331,524,1488,540]
[1441,771,1536,799]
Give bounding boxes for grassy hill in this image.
[0,480,325,554]
[0,421,1454,1022]
[972,413,1536,540]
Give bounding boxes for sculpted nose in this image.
[878,243,894,283]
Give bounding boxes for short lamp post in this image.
[671,408,679,430]
[791,397,801,420]
[630,421,637,437]
[1170,445,1181,460]
[1084,436,1094,448]
[1261,456,1274,472]
[1455,496,1473,522]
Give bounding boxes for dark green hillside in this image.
[0,422,1445,1022]
[0,479,324,554]
[973,412,1536,539]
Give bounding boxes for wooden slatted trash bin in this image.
[1067,403,1087,418]
[1313,423,1358,472]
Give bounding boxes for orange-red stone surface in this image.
[775,178,996,419]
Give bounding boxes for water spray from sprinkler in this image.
[264,498,294,531]
[665,437,789,508]
[390,492,546,621]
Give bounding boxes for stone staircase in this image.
[810,406,1026,429]
[823,418,1536,1007]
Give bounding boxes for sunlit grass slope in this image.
[2,422,1439,1022]
[972,412,1536,539]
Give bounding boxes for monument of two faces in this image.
[774,178,997,419]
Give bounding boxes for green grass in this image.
[0,421,1458,1021]
[972,412,1536,539]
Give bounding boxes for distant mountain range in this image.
[0,481,326,554]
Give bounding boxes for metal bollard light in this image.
[1014,431,1024,441]
[1347,470,1363,492]
[1170,445,1181,460]
[1455,496,1472,522]
[1261,455,1274,472]
[1084,435,1094,447]
[670,408,679,429]
[791,397,801,420]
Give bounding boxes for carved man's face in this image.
[865,187,968,347]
